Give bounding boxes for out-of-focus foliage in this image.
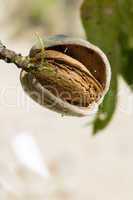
[81,0,133,134]
[6,0,82,37]
[118,1,133,88]
[10,0,57,27]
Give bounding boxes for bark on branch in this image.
[0,41,33,72]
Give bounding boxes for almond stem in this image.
[0,41,34,72]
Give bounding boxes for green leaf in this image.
[81,0,121,134]
[120,34,133,88]
[117,1,133,89]
[93,87,117,134]
[93,42,122,134]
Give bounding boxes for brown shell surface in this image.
[20,35,111,116]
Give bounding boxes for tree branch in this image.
[0,41,32,72]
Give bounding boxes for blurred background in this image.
[0,0,133,199]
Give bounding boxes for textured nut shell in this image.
[20,35,111,117]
